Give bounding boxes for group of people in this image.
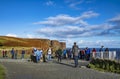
[1,48,7,58]
[71,42,111,67]
[1,43,110,68]
[30,47,52,63]
[1,48,26,59]
[31,48,43,63]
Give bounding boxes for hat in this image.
[33,48,37,51]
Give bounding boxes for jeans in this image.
[58,55,62,62]
[21,54,24,59]
[48,54,51,60]
[74,56,78,67]
[36,55,41,63]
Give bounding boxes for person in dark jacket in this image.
[21,48,25,59]
[11,48,15,59]
[72,42,79,67]
[85,47,91,61]
[57,48,62,62]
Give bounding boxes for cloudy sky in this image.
[0,0,120,48]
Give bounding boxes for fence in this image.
[91,51,120,63]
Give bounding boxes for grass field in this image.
[0,64,5,79]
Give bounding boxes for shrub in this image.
[89,59,120,74]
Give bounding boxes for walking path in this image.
[0,59,120,79]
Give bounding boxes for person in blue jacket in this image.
[34,48,42,63]
[11,48,15,59]
[63,49,67,59]
[37,49,42,61]
[85,47,91,61]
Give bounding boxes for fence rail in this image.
[90,51,120,63]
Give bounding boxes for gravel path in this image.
[0,59,120,79]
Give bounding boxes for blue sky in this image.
[0,0,120,48]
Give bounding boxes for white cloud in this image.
[69,0,83,9]
[6,33,17,37]
[33,12,120,48]
[26,34,34,38]
[34,11,99,26]
[80,11,99,19]
[65,38,120,48]
[108,14,120,30]
[65,0,95,10]
[45,1,55,6]
[108,15,120,22]
[35,23,115,38]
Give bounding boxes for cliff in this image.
[0,36,66,52]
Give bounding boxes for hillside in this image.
[0,36,66,51]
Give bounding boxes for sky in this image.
[0,0,120,48]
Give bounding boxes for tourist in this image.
[57,48,62,62]
[11,48,15,59]
[2,48,7,58]
[43,53,46,62]
[105,48,109,59]
[31,48,36,62]
[81,49,85,60]
[40,49,43,59]
[21,48,25,59]
[47,47,52,61]
[72,42,79,67]
[63,49,67,59]
[36,49,42,62]
[14,50,18,59]
[92,48,96,58]
[2,48,5,58]
[67,49,72,59]
[4,49,7,58]
[99,46,104,59]
[85,47,91,61]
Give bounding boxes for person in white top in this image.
[47,47,52,60]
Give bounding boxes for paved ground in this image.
[0,59,120,79]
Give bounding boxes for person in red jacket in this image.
[92,48,96,58]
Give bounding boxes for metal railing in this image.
[90,51,120,63]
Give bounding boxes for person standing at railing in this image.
[92,48,96,58]
[85,47,91,61]
[99,46,104,59]
[105,48,109,59]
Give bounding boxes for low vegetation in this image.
[88,58,120,74]
[0,65,5,79]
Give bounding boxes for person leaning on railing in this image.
[105,48,109,59]
[92,48,96,58]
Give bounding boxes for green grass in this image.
[0,39,6,43]
[88,59,120,74]
[0,65,5,79]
